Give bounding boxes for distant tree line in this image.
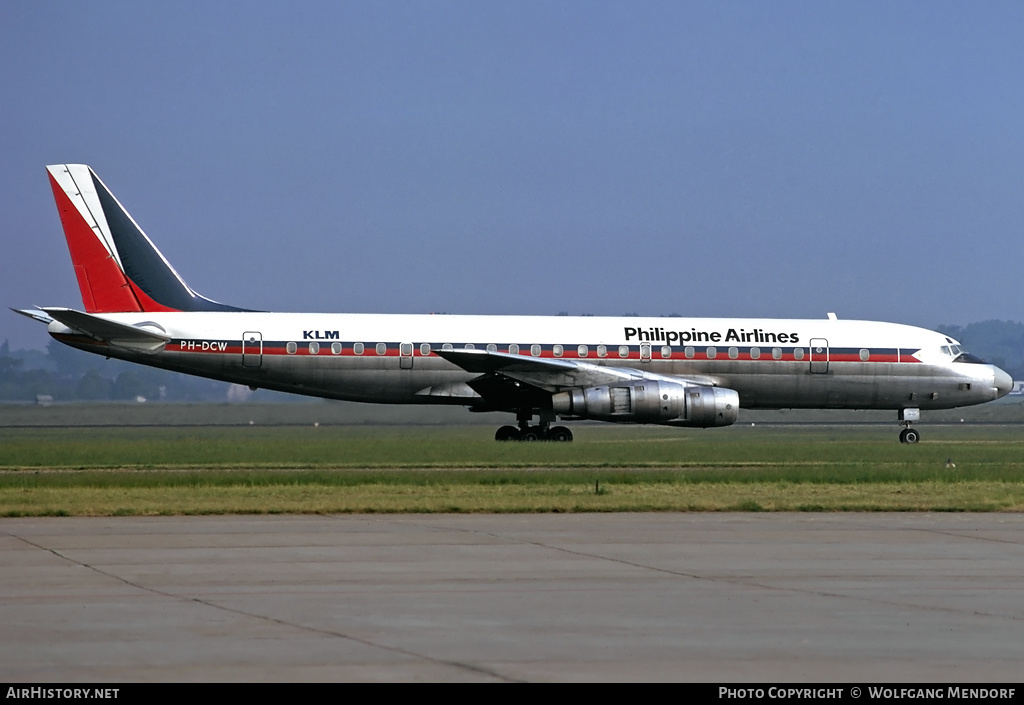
[0,339,234,402]
[2,319,1022,402]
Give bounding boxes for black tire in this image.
[549,426,573,442]
[495,425,520,441]
[899,428,921,444]
[520,427,541,442]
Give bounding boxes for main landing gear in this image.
[495,409,574,442]
[495,424,574,442]
[898,408,921,444]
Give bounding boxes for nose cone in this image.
[993,366,1013,399]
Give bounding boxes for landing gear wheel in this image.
[899,428,920,444]
[520,426,542,442]
[495,425,521,441]
[548,426,573,442]
[501,408,572,442]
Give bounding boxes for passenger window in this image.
[308,342,320,355]
[618,345,629,358]
[860,349,870,361]
[793,348,804,360]
[464,343,475,350]
[750,347,760,360]
[728,347,738,359]
[486,344,497,352]
[578,344,589,357]
[442,343,453,351]
[531,344,541,356]
[597,345,607,358]
[553,344,563,357]
[772,347,782,360]
[661,346,672,359]
[420,343,431,356]
[286,342,297,355]
[684,346,695,359]
[706,346,717,359]
[331,342,342,355]
[508,344,519,355]
[353,342,364,355]
[376,342,387,356]
[400,343,412,356]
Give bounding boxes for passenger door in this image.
[809,338,828,374]
[242,332,262,368]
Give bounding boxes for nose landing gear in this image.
[898,408,920,444]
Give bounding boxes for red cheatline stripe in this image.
[163,340,922,363]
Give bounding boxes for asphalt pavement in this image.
[2,513,1022,682]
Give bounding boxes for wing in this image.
[433,348,718,410]
[435,348,641,389]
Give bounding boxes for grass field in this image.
[2,405,1023,515]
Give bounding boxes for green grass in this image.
[4,479,1023,516]
[3,423,1024,470]
[2,422,1024,515]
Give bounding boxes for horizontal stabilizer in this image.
[43,307,170,354]
[10,307,55,325]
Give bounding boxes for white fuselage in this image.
[48,312,1009,413]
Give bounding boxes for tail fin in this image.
[46,164,245,313]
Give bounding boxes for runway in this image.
[2,513,1023,682]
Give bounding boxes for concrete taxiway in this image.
[2,513,1023,682]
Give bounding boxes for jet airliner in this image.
[14,164,1013,443]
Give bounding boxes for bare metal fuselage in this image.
[48,311,1009,415]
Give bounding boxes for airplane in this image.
[13,164,1013,443]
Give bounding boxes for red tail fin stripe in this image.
[48,172,142,313]
[72,265,97,312]
[124,278,182,313]
[48,164,123,268]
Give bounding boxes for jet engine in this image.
[551,380,739,428]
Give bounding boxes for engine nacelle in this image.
[551,381,739,428]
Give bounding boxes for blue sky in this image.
[3,1,1023,349]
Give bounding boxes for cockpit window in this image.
[942,342,983,362]
[942,342,984,363]
[953,351,987,364]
